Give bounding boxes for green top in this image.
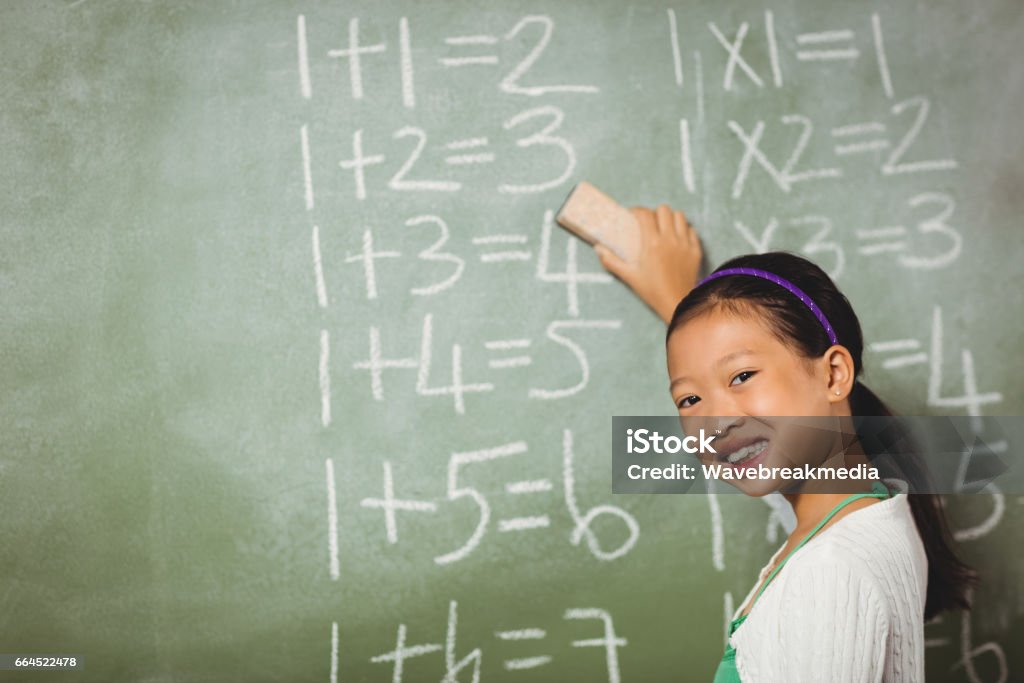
[712,480,893,683]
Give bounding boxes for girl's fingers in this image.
[656,203,674,236]
[673,210,687,239]
[594,243,632,283]
[630,206,656,240]
[679,210,699,245]
[632,204,699,249]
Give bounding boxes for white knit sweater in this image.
[729,490,929,682]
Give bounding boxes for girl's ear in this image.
[823,345,856,401]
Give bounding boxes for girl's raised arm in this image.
[593,203,703,324]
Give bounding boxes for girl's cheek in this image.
[750,385,803,416]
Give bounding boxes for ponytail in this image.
[849,381,893,418]
[851,381,979,620]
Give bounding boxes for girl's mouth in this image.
[724,439,770,472]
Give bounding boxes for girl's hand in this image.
[594,204,703,324]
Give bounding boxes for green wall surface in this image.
[2,1,1022,681]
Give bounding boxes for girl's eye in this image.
[731,371,756,385]
[677,372,756,409]
[677,395,699,409]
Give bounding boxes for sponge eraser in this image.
[555,181,641,263]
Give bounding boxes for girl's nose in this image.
[698,393,743,421]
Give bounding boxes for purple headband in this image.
[696,267,839,345]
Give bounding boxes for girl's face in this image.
[666,305,851,496]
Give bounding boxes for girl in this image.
[594,205,978,682]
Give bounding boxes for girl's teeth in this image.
[727,440,768,464]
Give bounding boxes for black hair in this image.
[666,251,978,621]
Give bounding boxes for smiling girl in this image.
[594,204,978,682]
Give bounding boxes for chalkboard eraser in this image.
[555,181,641,263]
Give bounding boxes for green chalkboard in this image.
[2,1,1022,681]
